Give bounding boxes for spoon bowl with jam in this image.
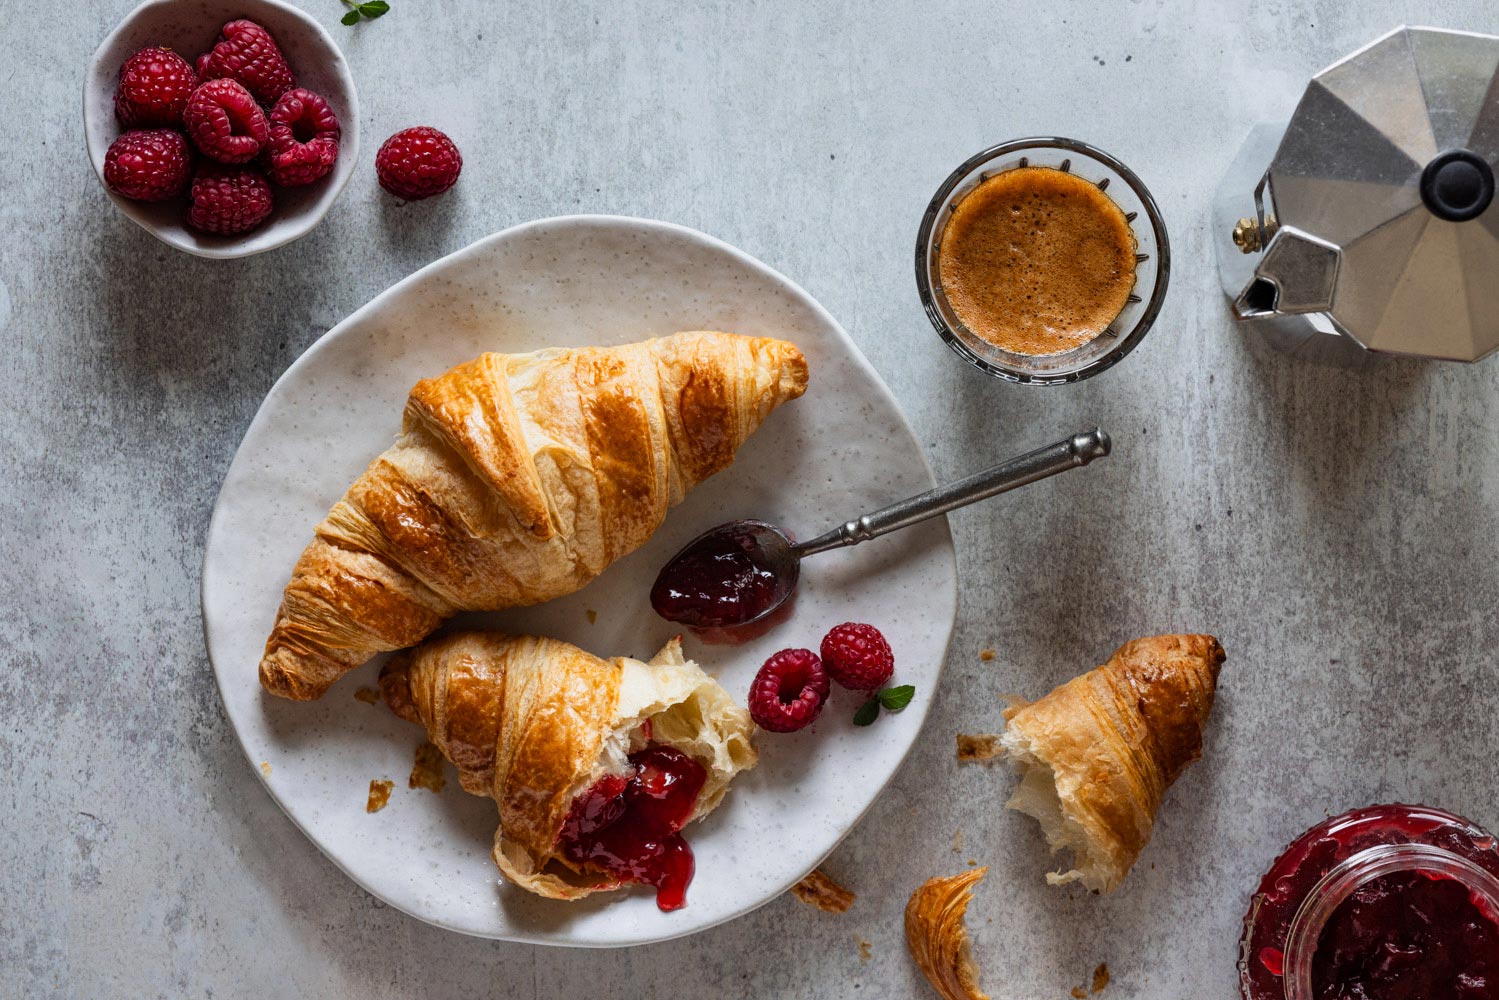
[916,137,1170,384]
[651,429,1110,629]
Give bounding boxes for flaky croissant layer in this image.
[260,332,808,700]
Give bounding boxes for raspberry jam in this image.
[650,521,788,629]
[556,745,707,911]
[1240,804,1499,1000]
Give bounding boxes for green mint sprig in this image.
[341,0,390,25]
[852,684,915,726]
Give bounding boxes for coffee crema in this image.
[936,166,1137,357]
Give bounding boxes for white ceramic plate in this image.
[202,216,957,946]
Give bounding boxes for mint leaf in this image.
[341,9,361,24]
[359,0,390,16]
[878,685,915,711]
[852,697,880,726]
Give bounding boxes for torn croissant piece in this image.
[791,868,855,913]
[260,331,809,700]
[905,867,991,1000]
[379,631,757,909]
[1001,633,1225,893]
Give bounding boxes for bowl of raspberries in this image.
[85,0,359,258]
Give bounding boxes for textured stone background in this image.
[5,1,1499,996]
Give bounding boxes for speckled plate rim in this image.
[201,215,958,945]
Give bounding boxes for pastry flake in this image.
[1001,634,1225,892]
[956,734,1002,763]
[791,868,855,913]
[905,867,990,1000]
[408,742,446,793]
[366,779,393,813]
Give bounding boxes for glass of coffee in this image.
[916,137,1169,384]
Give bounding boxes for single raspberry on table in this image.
[748,649,830,733]
[103,129,192,202]
[820,623,894,691]
[264,88,340,186]
[186,164,273,235]
[376,126,462,200]
[183,79,270,164]
[198,19,295,105]
[114,47,198,127]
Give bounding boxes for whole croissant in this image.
[379,631,757,903]
[1001,633,1225,892]
[260,332,808,700]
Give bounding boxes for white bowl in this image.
[84,0,360,259]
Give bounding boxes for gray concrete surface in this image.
[5,1,1499,996]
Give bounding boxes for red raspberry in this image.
[183,79,270,164]
[820,623,894,691]
[264,88,340,186]
[198,19,295,105]
[103,129,192,202]
[376,126,463,200]
[748,649,829,733]
[194,52,211,79]
[114,47,197,128]
[186,164,273,235]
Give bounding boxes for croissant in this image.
[260,332,809,700]
[379,630,757,909]
[1000,633,1225,892]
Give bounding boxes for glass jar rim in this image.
[1280,841,1499,1000]
[914,136,1171,385]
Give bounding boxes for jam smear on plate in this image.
[556,745,707,911]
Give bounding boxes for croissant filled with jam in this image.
[379,631,757,910]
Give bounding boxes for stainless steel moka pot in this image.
[1214,26,1499,365]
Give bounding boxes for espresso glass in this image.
[916,137,1170,384]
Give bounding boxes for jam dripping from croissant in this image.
[557,745,707,911]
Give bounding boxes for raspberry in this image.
[820,623,894,691]
[103,129,192,202]
[198,19,295,105]
[194,52,211,79]
[264,88,340,186]
[376,126,462,200]
[186,164,273,235]
[114,47,197,128]
[748,649,829,733]
[183,79,269,164]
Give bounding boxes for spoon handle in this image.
[791,429,1111,558]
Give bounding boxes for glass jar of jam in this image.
[1239,804,1499,1000]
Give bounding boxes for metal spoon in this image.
[650,428,1111,629]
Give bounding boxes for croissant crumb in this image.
[905,867,990,1000]
[1092,963,1110,993]
[979,649,996,662]
[408,741,446,793]
[791,868,855,913]
[354,686,380,705]
[956,734,1002,763]
[367,779,393,813]
[858,938,873,963]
